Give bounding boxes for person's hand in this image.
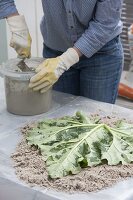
[7,15,32,58]
[29,48,79,93]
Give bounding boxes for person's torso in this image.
[42,0,97,28]
[41,0,97,51]
[40,0,122,52]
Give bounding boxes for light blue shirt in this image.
[0,0,123,58]
[0,0,17,19]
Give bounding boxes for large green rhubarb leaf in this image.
[26,112,133,178]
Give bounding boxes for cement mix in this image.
[1,57,52,116]
[5,77,52,115]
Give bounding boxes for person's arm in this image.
[0,0,18,19]
[0,0,32,58]
[7,15,32,58]
[29,0,123,93]
[74,0,123,58]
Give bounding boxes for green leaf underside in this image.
[26,112,133,178]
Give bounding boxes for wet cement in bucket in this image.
[5,77,52,116]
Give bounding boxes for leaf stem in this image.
[44,124,98,140]
[61,124,104,162]
[110,127,133,137]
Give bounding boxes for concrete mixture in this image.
[0,58,52,115]
[5,77,52,115]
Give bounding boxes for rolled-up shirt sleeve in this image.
[74,0,123,58]
[0,0,17,19]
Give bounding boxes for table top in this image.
[1,77,133,200]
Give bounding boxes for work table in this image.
[0,77,133,200]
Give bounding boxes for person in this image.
[0,0,124,103]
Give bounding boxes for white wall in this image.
[0,20,8,63]
[6,0,43,59]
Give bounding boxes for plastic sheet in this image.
[0,77,133,200]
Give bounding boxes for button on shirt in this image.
[0,0,123,58]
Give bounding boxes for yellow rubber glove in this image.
[7,15,32,58]
[29,48,79,93]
